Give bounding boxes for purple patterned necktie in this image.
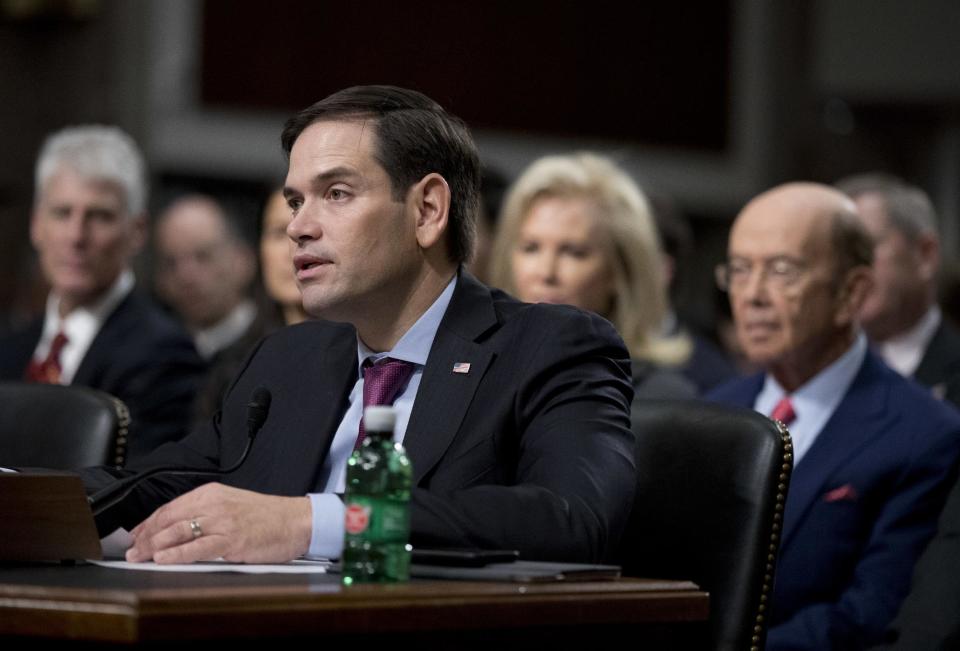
[355,357,416,449]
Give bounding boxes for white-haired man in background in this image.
[0,125,205,462]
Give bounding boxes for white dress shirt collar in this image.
[755,333,868,465]
[36,270,135,384]
[356,275,457,371]
[193,299,257,360]
[877,305,941,377]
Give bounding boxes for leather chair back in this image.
[0,382,130,469]
[622,399,793,651]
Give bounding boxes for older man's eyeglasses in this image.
[715,257,806,292]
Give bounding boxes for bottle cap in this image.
[363,405,397,432]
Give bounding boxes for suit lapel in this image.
[914,322,944,383]
[915,321,960,386]
[231,323,358,494]
[71,293,136,386]
[292,332,358,489]
[405,272,498,484]
[780,354,890,546]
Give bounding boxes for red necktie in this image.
[24,331,69,384]
[770,396,796,426]
[354,357,415,450]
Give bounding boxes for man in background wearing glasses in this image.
[707,182,960,651]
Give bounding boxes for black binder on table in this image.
[410,560,621,583]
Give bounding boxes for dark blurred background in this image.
[2,0,959,335]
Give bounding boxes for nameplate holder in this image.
[0,473,101,561]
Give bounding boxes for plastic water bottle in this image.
[341,405,412,584]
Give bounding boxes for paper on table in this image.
[100,527,134,558]
[89,558,331,574]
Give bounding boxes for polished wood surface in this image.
[0,564,708,646]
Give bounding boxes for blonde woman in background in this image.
[490,152,696,400]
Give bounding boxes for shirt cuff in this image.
[306,493,345,559]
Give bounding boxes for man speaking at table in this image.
[82,85,636,565]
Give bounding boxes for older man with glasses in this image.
[707,182,960,651]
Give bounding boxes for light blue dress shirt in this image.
[306,276,457,558]
[754,333,867,466]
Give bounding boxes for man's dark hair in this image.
[281,85,480,264]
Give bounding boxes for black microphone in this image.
[88,387,272,517]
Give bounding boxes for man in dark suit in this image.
[0,126,204,462]
[836,173,960,407]
[82,85,636,565]
[879,473,960,650]
[708,182,960,650]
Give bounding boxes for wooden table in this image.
[0,564,708,648]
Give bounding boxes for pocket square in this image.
[823,484,858,503]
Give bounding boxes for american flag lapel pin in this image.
[452,362,471,374]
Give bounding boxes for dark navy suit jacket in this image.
[880,472,960,650]
[81,272,637,563]
[708,352,960,650]
[0,292,206,463]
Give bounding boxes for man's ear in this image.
[835,265,873,327]
[915,232,940,284]
[29,205,43,249]
[409,173,450,251]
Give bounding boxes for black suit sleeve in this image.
[880,475,960,650]
[80,334,274,536]
[79,414,226,536]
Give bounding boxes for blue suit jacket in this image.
[0,292,206,463]
[708,352,960,650]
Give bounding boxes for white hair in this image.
[35,125,147,216]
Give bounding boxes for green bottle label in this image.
[344,496,409,543]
